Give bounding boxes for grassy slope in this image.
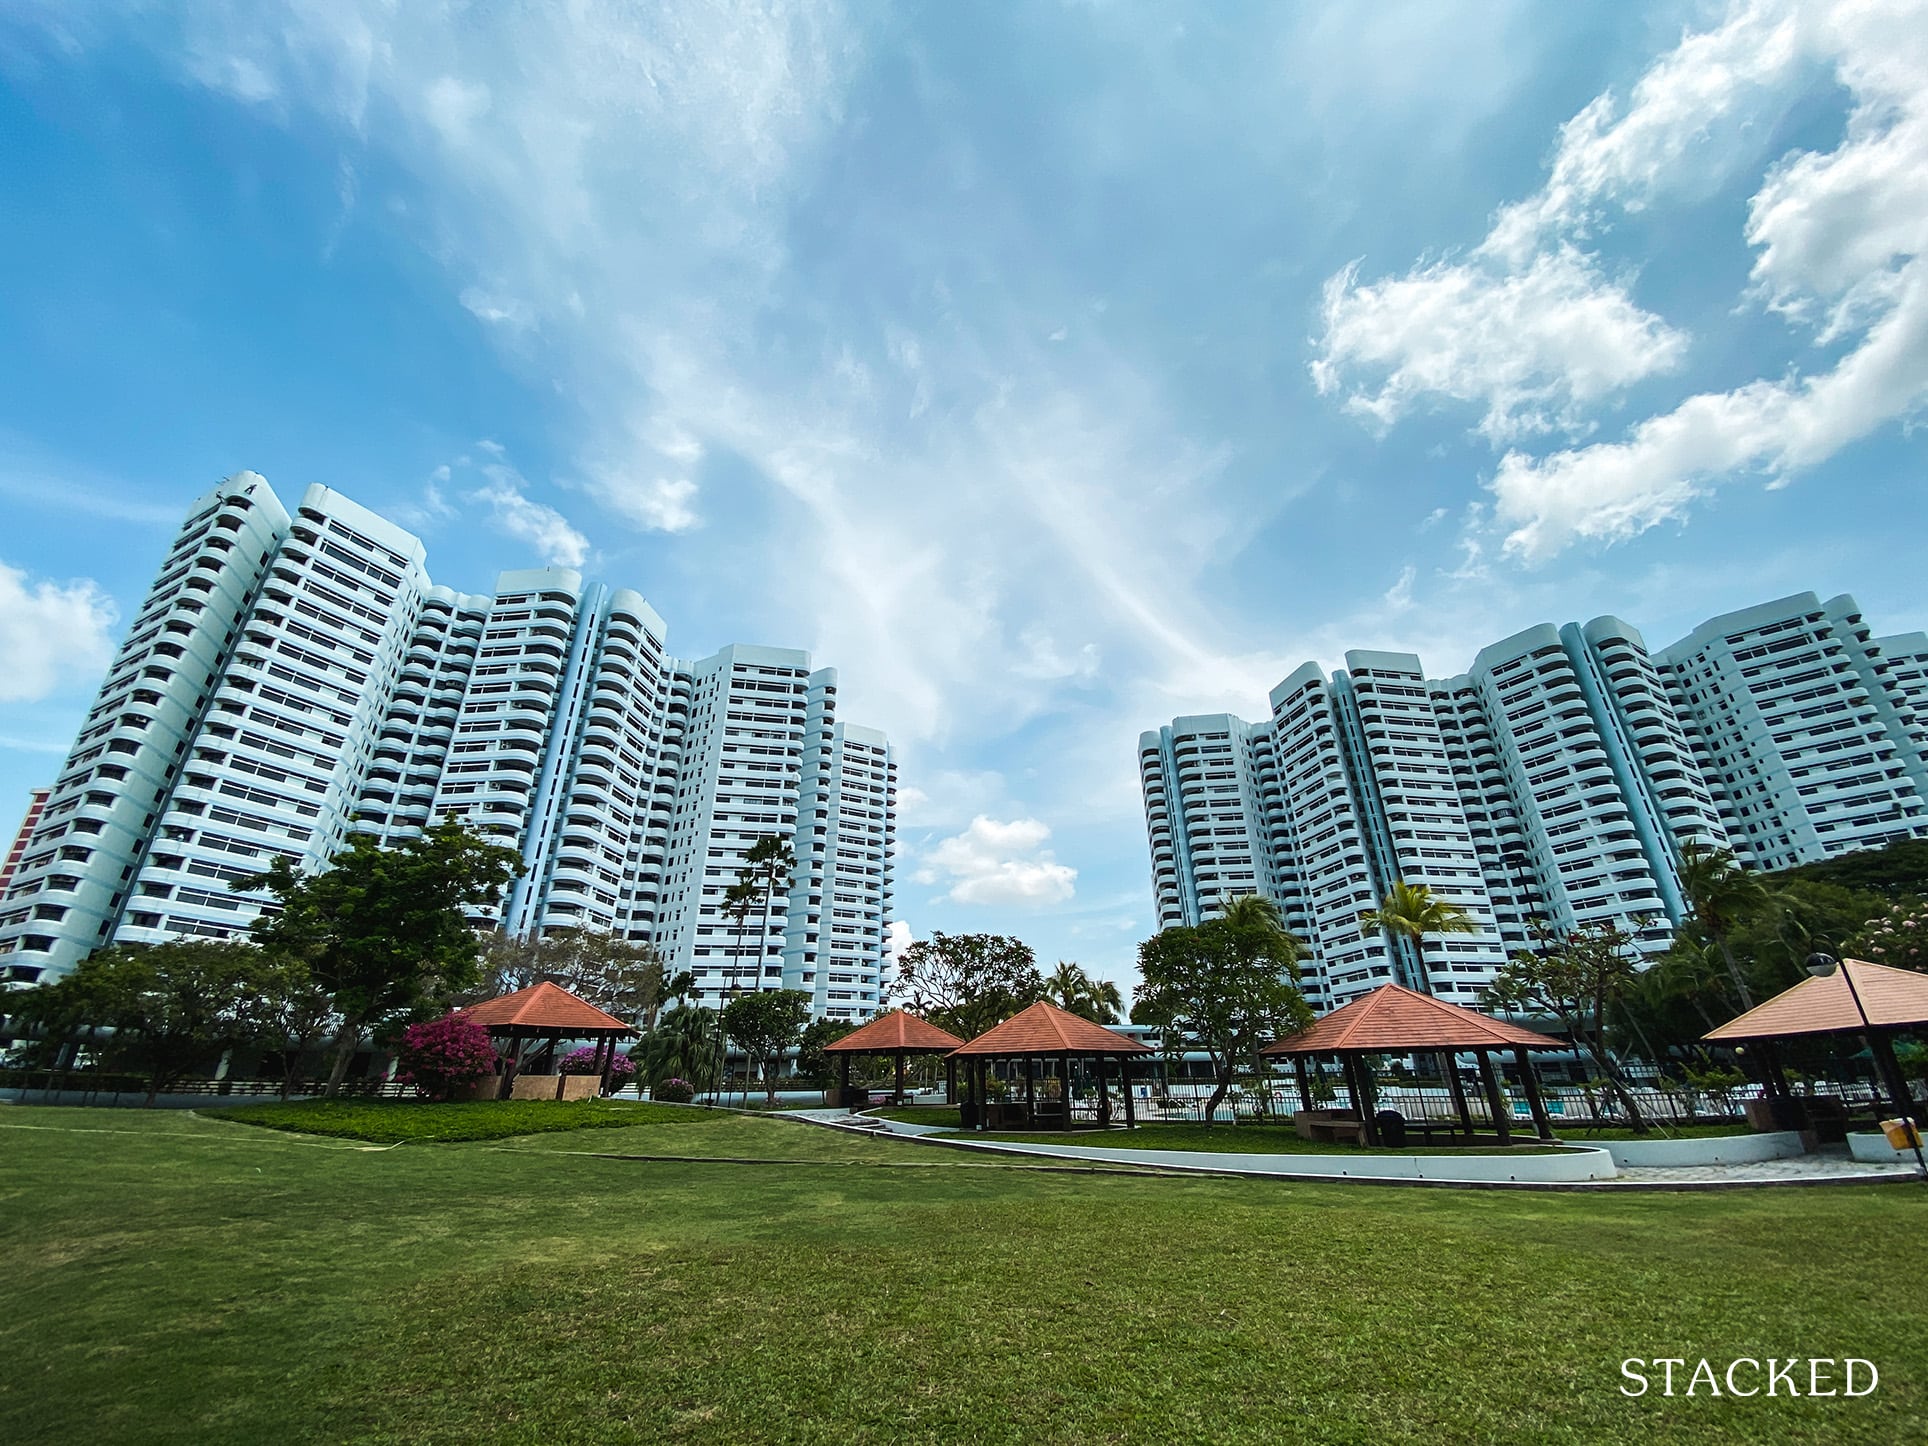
[209,1098,708,1143]
[0,1106,1920,1445]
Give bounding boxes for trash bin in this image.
[1374,1109,1407,1148]
[1881,1117,1922,1150]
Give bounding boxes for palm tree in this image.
[1357,880,1476,994]
[1044,961,1125,1024]
[1675,839,1774,1010]
[743,835,796,989]
[724,878,760,994]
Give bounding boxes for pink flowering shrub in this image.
[397,1013,498,1101]
[1849,902,1928,972]
[654,1077,696,1103]
[559,1046,637,1088]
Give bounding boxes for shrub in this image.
[654,1077,695,1103]
[396,1014,498,1101]
[558,1046,637,1091]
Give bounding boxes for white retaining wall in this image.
[1602,1132,1806,1167]
[930,1136,1617,1184]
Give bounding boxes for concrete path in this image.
[1606,1155,1921,1188]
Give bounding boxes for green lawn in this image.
[210,1097,707,1143]
[2,1104,1921,1445]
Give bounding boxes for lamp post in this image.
[1806,952,1925,1179]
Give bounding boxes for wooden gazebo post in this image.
[1513,1045,1556,1140]
[1440,1050,1476,1139]
[1293,1057,1314,1113]
[1475,1050,1512,1144]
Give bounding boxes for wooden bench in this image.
[1294,1108,1365,1145]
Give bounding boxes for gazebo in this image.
[821,1009,965,1107]
[1260,983,1566,1145]
[461,981,637,1100]
[949,1001,1154,1132]
[1703,956,1928,1125]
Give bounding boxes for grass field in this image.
[2,1103,1922,1445]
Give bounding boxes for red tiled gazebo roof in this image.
[460,981,635,1036]
[1703,957,1928,1041]
[822,1009,964,1054]
[950,1000,1153,1057]
[1259,983,1564,1055]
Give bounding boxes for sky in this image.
[1,1,1925,995]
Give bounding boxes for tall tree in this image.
[1485,919,1650,1132]
[1357,880,1476,994]
[724,877,761,995]
[892,932,1045,1041]
[794,1017,858,1087]
[244,953,339,1100]
[239,819,523,1094]
[1675,840,1775,1010]
[742,835,796,988]
[1134,900,1312,1125]
[721,988,813,1105]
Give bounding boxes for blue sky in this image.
[2,1,1925,993]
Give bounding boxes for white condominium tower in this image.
[1141,594,1928,1009]
[0,473,896,1022]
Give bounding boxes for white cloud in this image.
[1312,246,1688,443]
[0,562,118,703]
[467,464,591,568]
[1315,0,1928,563]
[916,815,1078,908]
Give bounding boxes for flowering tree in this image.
[1848,901,1928,972]
[396,1013,498,1100]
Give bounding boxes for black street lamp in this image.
[1806,952,1925,1179]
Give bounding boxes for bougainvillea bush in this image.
[558,1046,637,1091]
[653,1077,695,1103]
[396,1013,498,1101]
[1849,901,1928,972]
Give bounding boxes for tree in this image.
[795,1017,858,1087]
[1357,880,1476,994]
[245,953,339,1099]
[1484,920,1650,1132]
[724,877,761,994]
[1675,839,1776,1010]
[742,835,795,987]
[720,989,813,1105]
[1044,961,1124,1024]
[638,1003,721,1093]
[539,929,673,1030]
[1772,837,1928,900]
[1134,899,1313,1125]
[892,932,1045,1041]
[12,941,267,1104]
[239,819,523,1095]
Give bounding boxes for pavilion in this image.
[1260,983,1566,1145]
[461,981,636,1100]
[1703,956,1928,1123]
[949,1001,1153,1131]
[821,1009,965,1107]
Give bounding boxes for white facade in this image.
[1141,593,1928,1009]
[0,475,896,1019]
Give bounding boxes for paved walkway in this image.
[1606,1155,1920,1188]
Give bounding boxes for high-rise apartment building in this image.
[1141,593,1928,1009]
[0,473,896,1022]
